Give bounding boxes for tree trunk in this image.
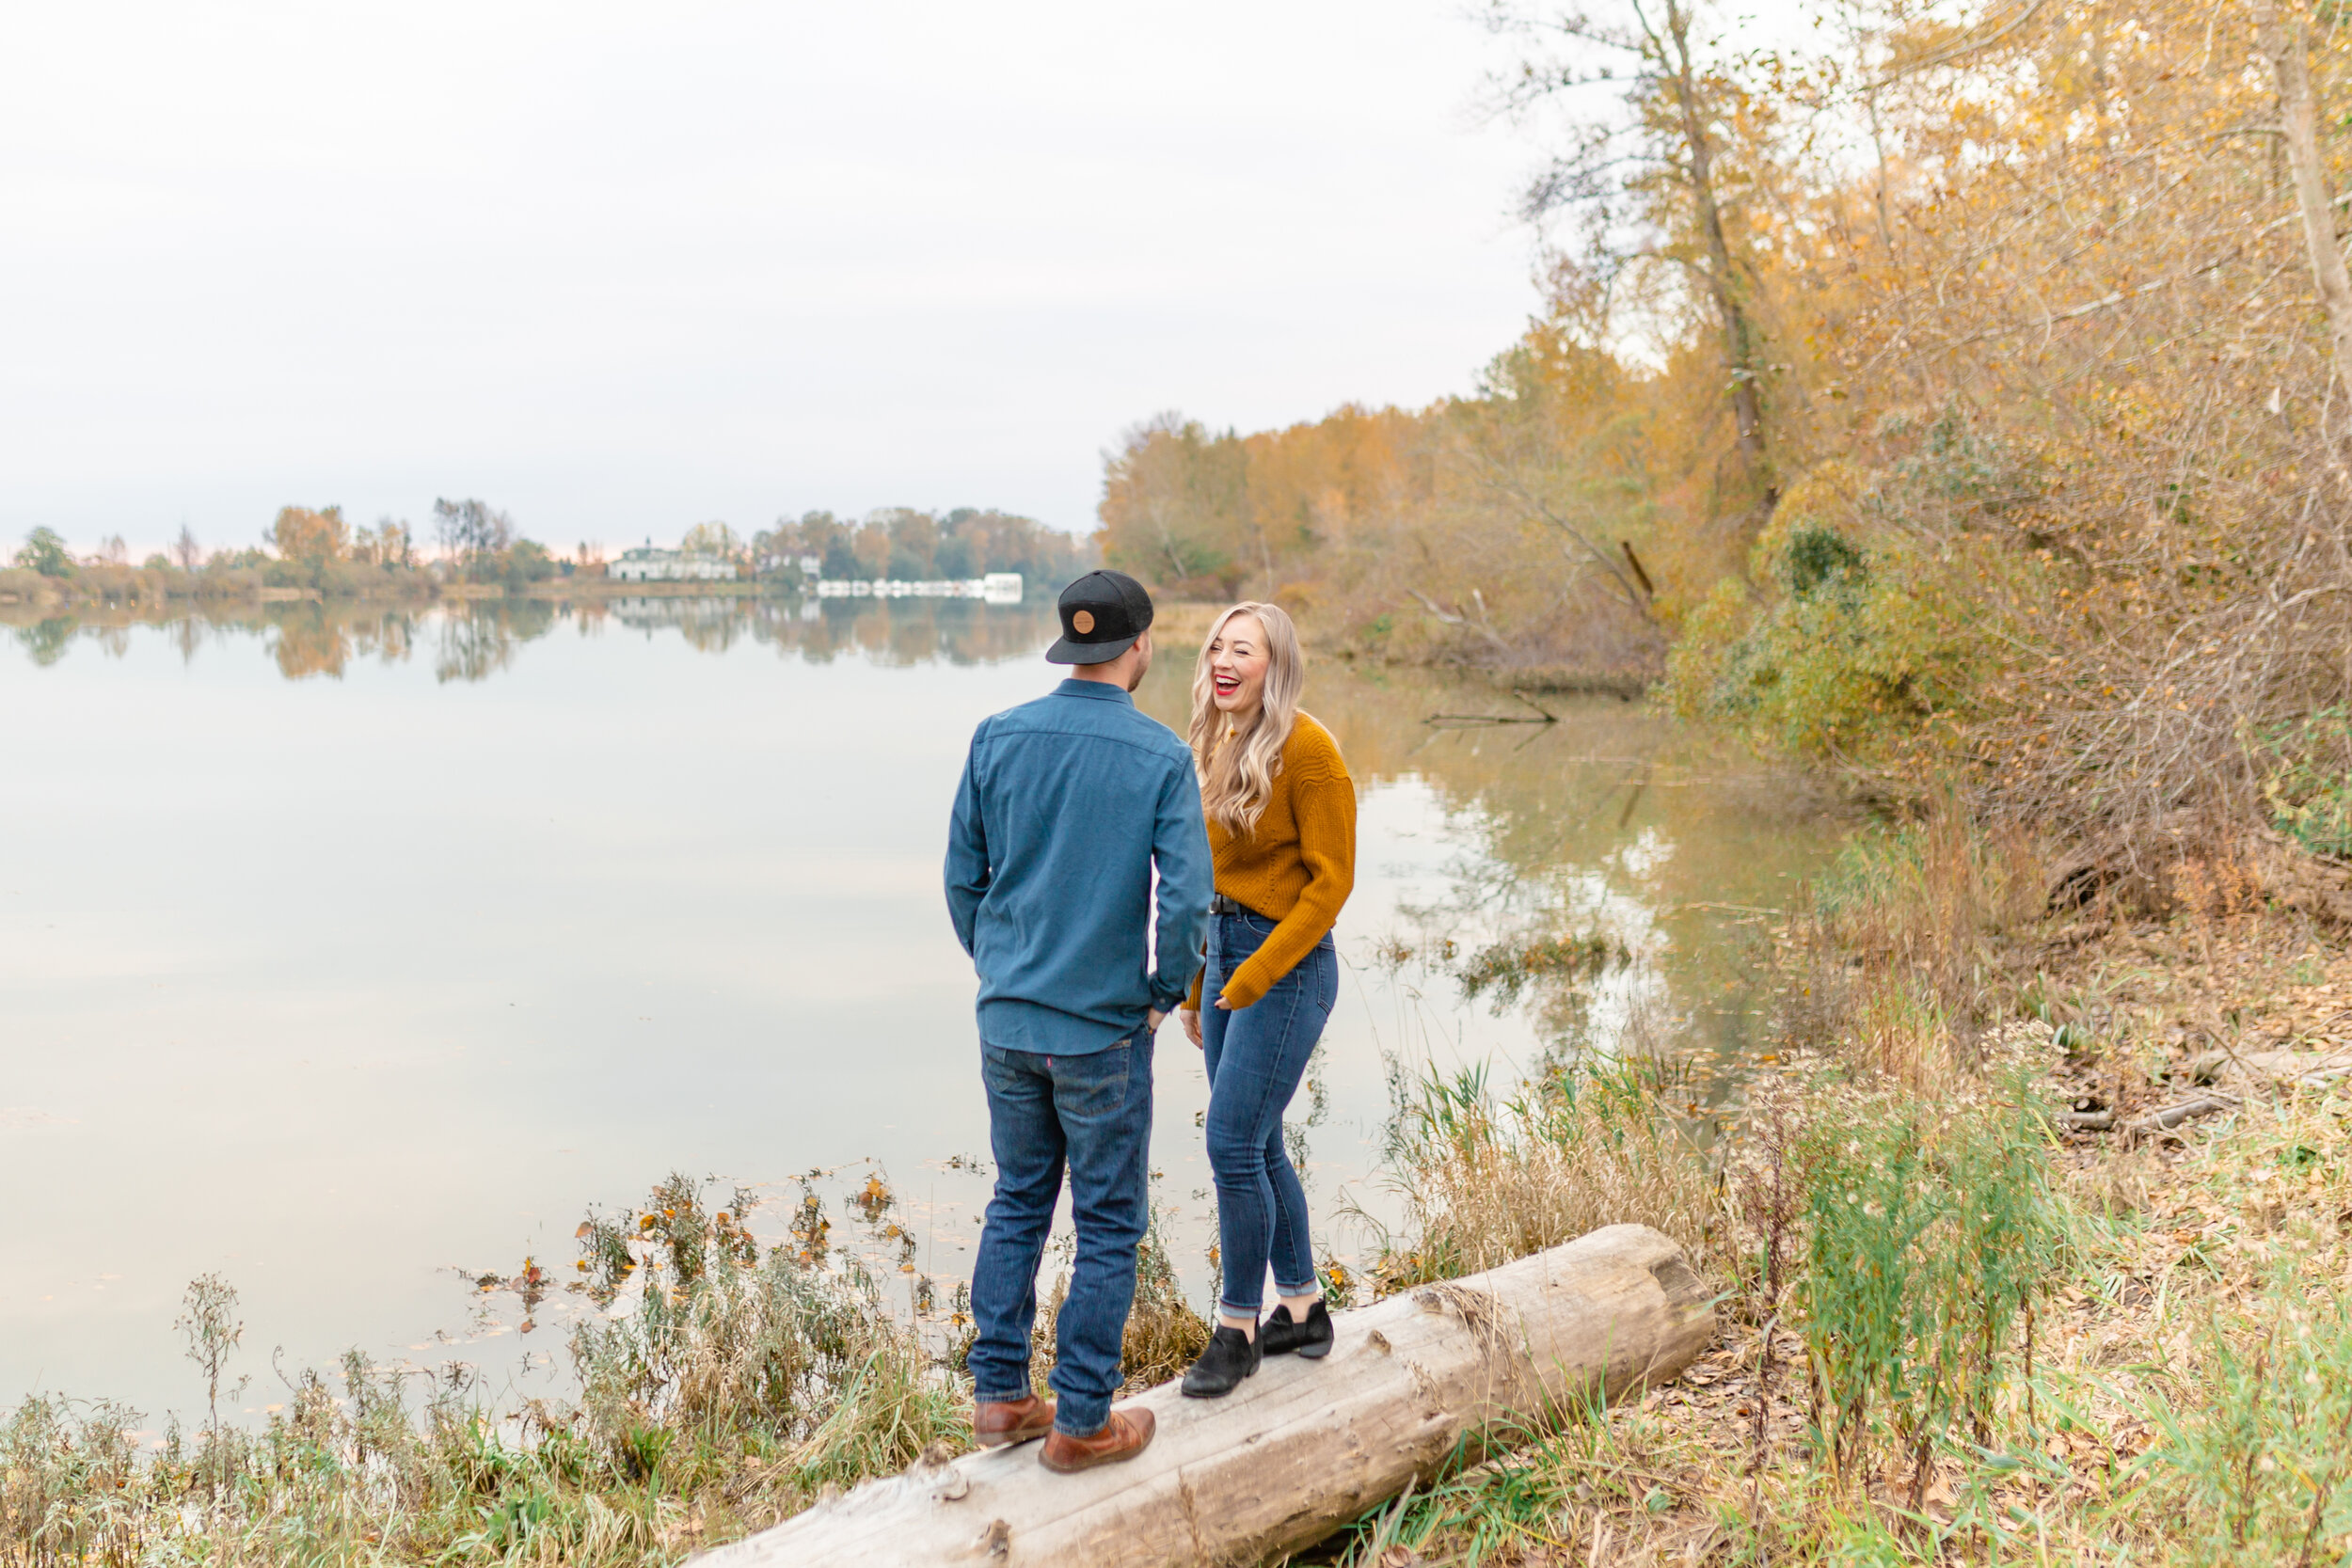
[2256,0,2352,411]
[1659,0,1771,498]
[695,1224,1713,1568]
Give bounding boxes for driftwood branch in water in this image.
[693,1225,1713,1568]
[1427,689,1561,726]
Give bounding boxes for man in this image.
[945,569,1211,1472]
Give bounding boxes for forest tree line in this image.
[1098,0,2352,863]
[742,507,1091,587]
[7,502,1092,605]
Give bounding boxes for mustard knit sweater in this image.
[1184,712,1357,1012]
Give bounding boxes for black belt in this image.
[1210,894,1264,918]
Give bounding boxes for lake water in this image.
[1,594,1836,1427]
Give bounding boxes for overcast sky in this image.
[0,2,1552,555]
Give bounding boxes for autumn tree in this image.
[803,512,857,578]
[268,506,350,563]
[350,518,415,569]
[680,521,744,561]
[13,527,73,578]
[1488,0,1781,516]
[2255,0,2352,417]
[934,508,1089,585]
[171,524,203,571]
[432,498,514,571]
[1100,414,1250,594]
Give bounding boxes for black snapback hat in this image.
[1047,570,1154,665]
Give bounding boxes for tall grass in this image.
[0,1162,1248,1568]
[1017,1196,1211,1395]
[1779,808,2045,1088]
[1361,1054,1724,1294]
[1792,1072,2063,1506]
[0,1174,966,1568]
[1327,807,2352,1565]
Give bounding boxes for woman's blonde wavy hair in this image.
[1187,601,1306,836]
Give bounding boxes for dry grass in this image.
[1773,804,2048,1090]
[1311,829,2352,1567]
[0,1174,971,1568]
[1023,1202,1213,1395]
[1359,1054,1726,1297]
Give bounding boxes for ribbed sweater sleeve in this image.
[1217,735,1356,1011]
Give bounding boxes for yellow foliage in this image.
[1747,462,1867,587]
[267,505,349,564]
[1101,0,2352,843]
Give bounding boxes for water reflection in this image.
[3,588,1831,1072]
[0,594,1062,682]
[433,601,552,683]
[0,592,1840,1420]
[16,616,74,666]
[1134,658,1836,1069]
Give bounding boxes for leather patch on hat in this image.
[1072,610,1095,634]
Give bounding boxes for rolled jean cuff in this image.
[1275,1278,1318,1297]
[975,1384,1032,1405]
[1218,1296,1264,1318]
[1053,1399,1110,1437]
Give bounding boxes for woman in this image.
[1177,601,1356,1399]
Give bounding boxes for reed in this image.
[0,1174,968,1568]
[1360,1054,1724,1295]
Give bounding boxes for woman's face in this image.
[1207,611,1269,717]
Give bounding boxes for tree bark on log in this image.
[694,1224,1712,1568]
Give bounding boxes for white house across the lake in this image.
[609,546,734,583]
[814,572,1023,603]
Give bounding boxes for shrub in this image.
[1796,1074,2061,1500]
[1664,462,1980,764]
[2144,1283,2352,1561]
[2257,705,2352,860]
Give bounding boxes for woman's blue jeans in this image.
[1201,909,1337,1318]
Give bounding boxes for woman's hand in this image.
[1214,995,1235,1009]
[1180,1008,1202,1048]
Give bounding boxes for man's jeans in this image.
[1201,909,1336,1317]
[967,1031,1152,1436]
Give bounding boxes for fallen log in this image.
[2201,1049,2352,1091]
[696,1224,1712,1568]
[2128,1093,2239,1140]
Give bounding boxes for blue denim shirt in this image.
[946,679,1212,1054]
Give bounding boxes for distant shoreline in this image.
[0,572,1019,612]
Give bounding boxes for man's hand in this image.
[1146,1008,1166,1034]
[1180,1008,1201,1048]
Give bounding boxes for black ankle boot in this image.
[1180,1323,1261,1398]
[1260,1299,1335,1359]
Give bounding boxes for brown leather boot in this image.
[972,1393,1056,1448]
[1038,1407,1155,1473]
